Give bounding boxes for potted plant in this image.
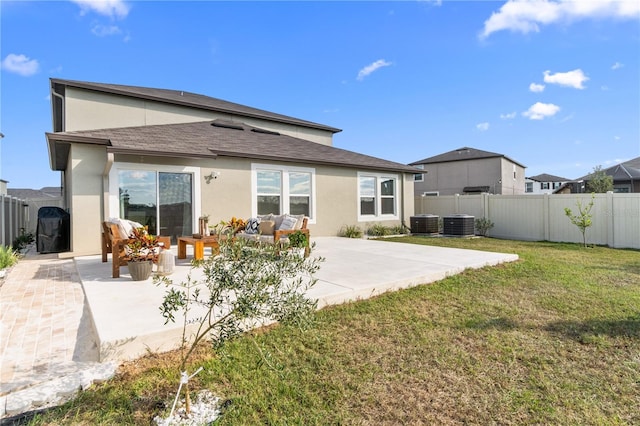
[287,230,308,257]
[125,227,160,281]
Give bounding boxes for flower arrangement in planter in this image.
[213,217,247,236]
[125,227,160,280]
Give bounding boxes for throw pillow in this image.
[279,215,298,230]
[245,217,261,234]
[291,214,305,230]
[258,220,275,235]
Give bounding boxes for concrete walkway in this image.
[1,237,518,419]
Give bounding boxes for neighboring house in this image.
[525,173,569,194]
[554,157,640,194]
[45,79,419,256]
[410,147,526,196]
[6,187,64,235]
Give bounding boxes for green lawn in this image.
[28,238,640,425]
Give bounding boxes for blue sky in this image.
[1,0,639,189]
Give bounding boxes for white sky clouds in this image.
[611,62,624,70]
[476,122,490,131]
[543,69,589,89]
[529,82,545,92]
[500,112,517,119]
[91,24,122,37]
[480,0,640,39]
[1,53,39,76]
[523,102,560,120]
[71,0,130,19]
[357,59,392,81]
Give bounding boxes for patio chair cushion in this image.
[109,217,144,239]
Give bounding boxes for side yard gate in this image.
[1,194,29,247]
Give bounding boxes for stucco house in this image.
[45,79,419,256]
[410,147,526,196]
[524,173,569,194]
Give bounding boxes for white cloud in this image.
[91,24,122,36]
[543,69,589,89]
[480,0,640,39]
[476,122,490,131]
[1,53,39,76]
[529,82,545,92]
[611,62,624,70]
[522,102,560,120]
[71,0,130,19]
[500,111,517,119]
[357,59,392,81]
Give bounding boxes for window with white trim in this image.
[252,164,315,220]
[358,172,399,220]
[414,164,424,182]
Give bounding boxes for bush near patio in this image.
[26,238,640,425]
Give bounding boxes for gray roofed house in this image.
[525,173,570,194]
[410,147,526,196]
[555,157,640,194]
[46,78,419,256]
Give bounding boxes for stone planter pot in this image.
[128,260,153,281]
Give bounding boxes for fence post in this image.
[454,193,460,214]
[606,192,614,248]
[543,194,550,241]
[0,195,4,246]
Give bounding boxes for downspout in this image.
[103,152,114,221]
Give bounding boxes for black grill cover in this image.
[36,207,70,253]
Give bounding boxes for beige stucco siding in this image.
[414,157,525,196]
[500,158,526,195]
[64,88,334,146]
[68,144,107,256]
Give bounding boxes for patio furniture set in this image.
[101,214,310,279]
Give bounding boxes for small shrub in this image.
[0,245,19,270]
[366,224,391,237]
[390,224,410,235]
[475,218,495,237]
[12,231,34,251]
[339,225,363,238]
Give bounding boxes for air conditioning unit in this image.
[443,214,475,236]
[410,215,439,234]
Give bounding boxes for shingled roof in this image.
[50,79,342,134]
[527,173,569,182]
[576,157,640,181]
[410,147,526,168]
[46,120,420,174]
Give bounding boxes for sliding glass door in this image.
[118,170,193,243]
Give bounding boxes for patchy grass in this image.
[26,238,640,425]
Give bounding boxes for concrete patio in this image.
[76,236,519,363]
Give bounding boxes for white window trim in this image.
[357,172,400,222]
[414,164,424,182]
[251,163,316,223]
[108,162,201,232]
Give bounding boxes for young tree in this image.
[564,195,595,247]
[156,236,323,416]
[586,165,613,193]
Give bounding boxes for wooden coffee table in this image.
[177,236,220,260]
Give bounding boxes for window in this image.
[513,165,517,180]
[541,182,550,190]
[110,163,200,244]
[252,164,315,220]
[358,172,399,220]
[525,182,533,193]
[553,182,562,189]
[413,164,424,182]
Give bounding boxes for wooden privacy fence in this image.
[1,194,29,247]
[415,193,640,249]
